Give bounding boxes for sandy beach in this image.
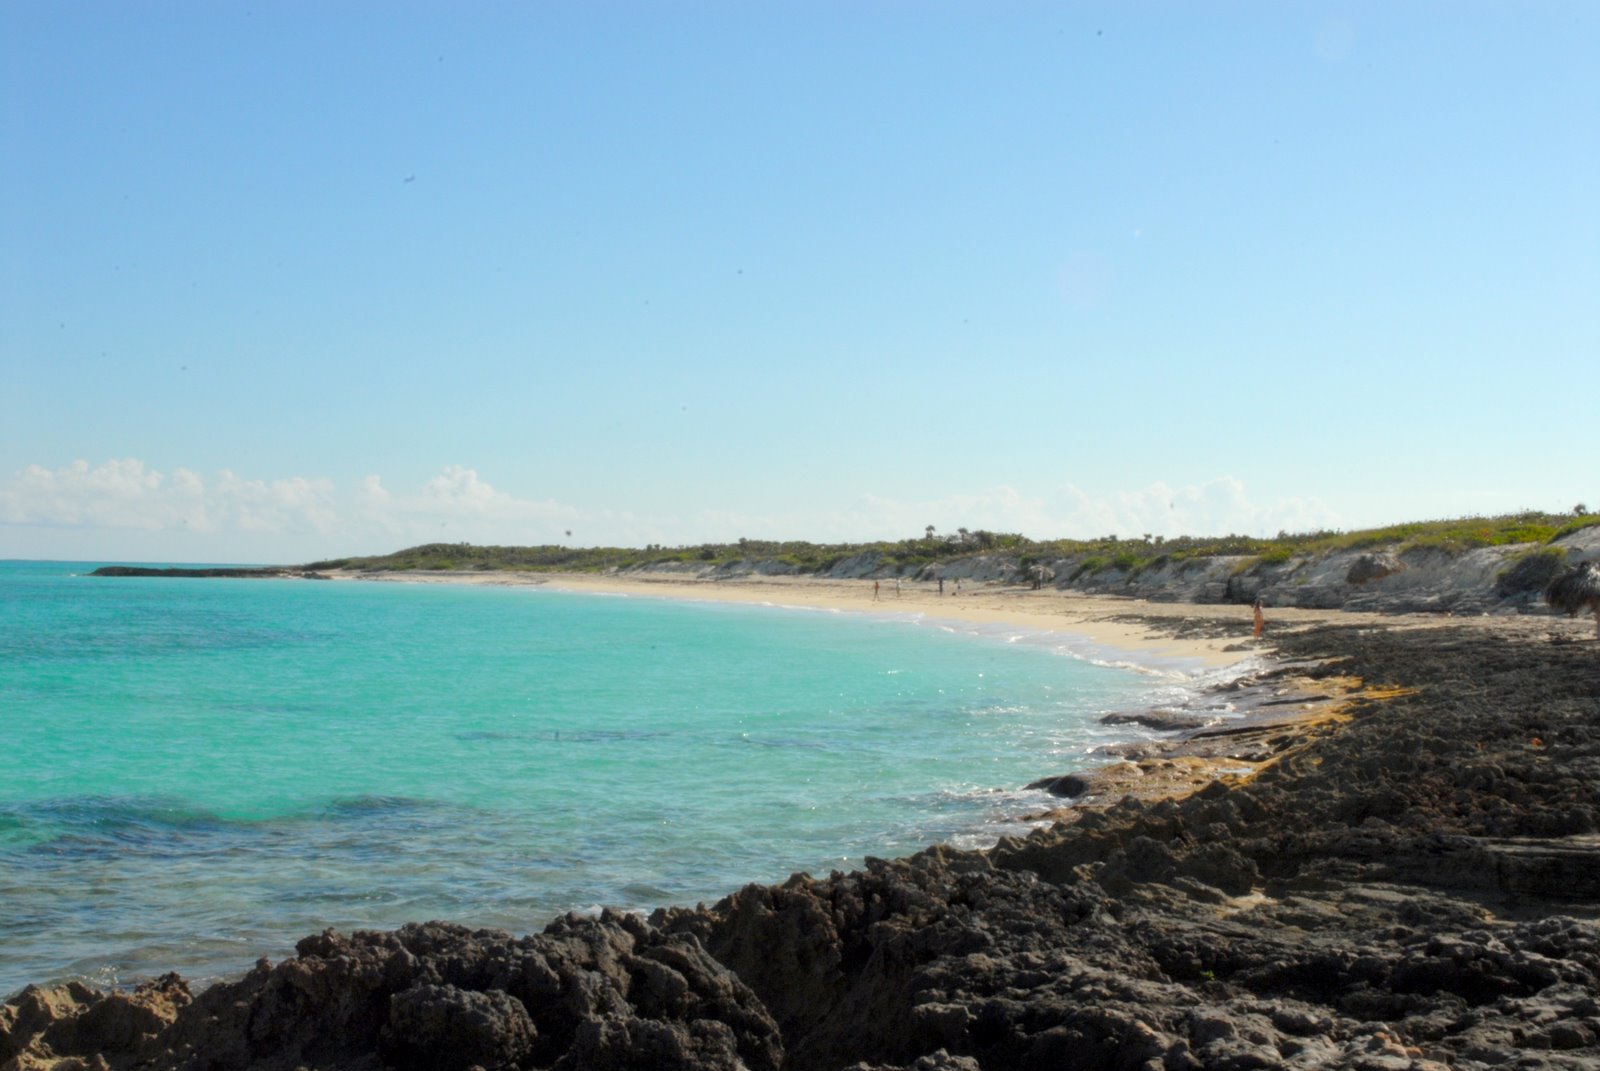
[326,567,1487,671]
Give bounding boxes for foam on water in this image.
[0,561,1227,995]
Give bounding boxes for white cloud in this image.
[1091,478,1342,540]
[0,460,583,559]
[351,467,580,545]
[811,478,1342,544]
[3,459,190,532]
[0,459,1344,561]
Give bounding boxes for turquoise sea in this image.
[0,560,1202,997]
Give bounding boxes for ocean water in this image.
[0,560,1198,996]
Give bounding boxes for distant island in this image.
[88,566,331,579]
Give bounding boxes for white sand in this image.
[324,570,1294,670]
[324,567,1585,671]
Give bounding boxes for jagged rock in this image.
[1347,551,1404,585]
[1101,710,1216,732]
[839,1049,984,1070]
[1025,773,1090,798]
[0,975,188,1069]
[382,983,535,1070]
[3,915,778,1071]
[552,1014,754,1071]
[1502,552,1571,599]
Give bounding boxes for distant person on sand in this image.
[895,578,901,597]
[1252,597,1265,639]
[938,577,944,595]
[873,580,880,601]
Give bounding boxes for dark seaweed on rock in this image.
[5,623,1600,1069]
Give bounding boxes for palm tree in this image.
[1545,562,1600,640]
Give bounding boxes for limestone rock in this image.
[1347,551,1403,585]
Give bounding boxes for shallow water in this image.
[0,560,1187,995]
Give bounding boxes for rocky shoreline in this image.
[623,523,1600,618]
[5,614,1598,1069]
[88,521,1600,620]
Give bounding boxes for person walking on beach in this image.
[938,577,944,595]
[1252,597,1265,640]
[873,580,880,601]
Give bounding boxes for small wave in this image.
[6,795,229,834]
[904,616,1182,676]
[316,795,440,818]
[455,728,668,744]
[969,704,1031,717]
[738,733,828,751]
[562,728,669,743]
[4,793,490,863]
[1072,652,1189,677]
[752,600,841,616]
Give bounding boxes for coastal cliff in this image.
[93,512,1600,621]
[675,523,1600,618]
[6,618,1598,1069]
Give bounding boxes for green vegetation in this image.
[300,511,1599,580]
[1069,556,1108,580]
[1111,549,1145,573]
[304,529,1026,575]
[1552,513,1600,541]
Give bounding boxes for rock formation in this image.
[1545,562,1600,640]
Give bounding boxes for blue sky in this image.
[3,2,1596,561]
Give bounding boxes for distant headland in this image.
[88,566,332,579]
[90,509,1600,617]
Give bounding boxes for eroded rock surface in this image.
[2,914,779,1071]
